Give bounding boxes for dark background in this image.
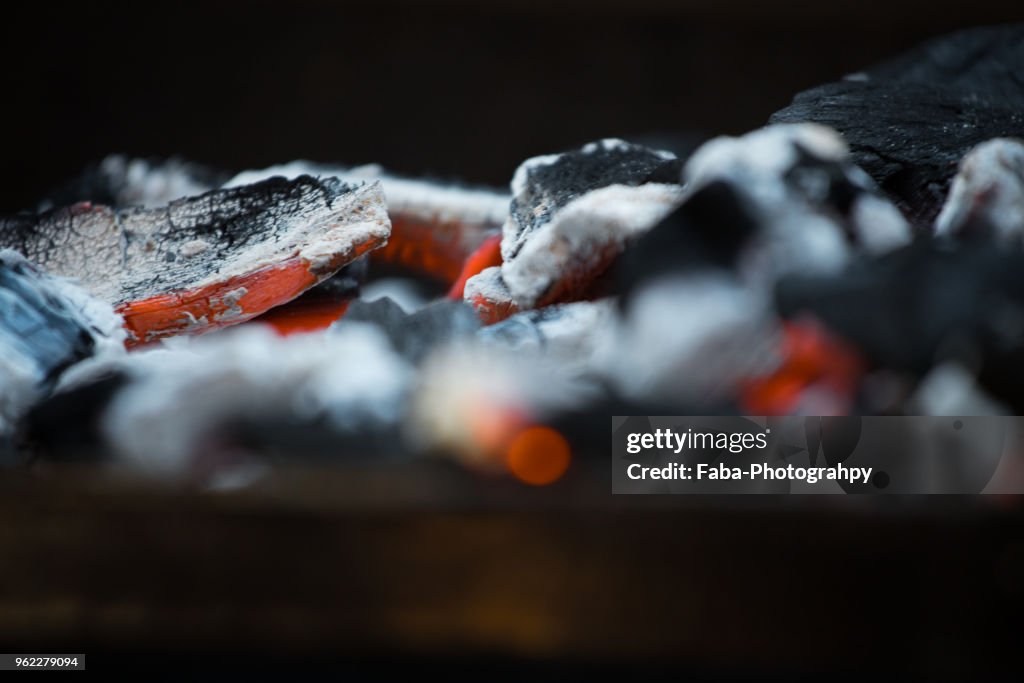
[2,0,1024,213]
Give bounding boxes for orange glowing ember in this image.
[741,322,863,415]
[448,233,503,300]
[372,215,483,284]
[253,297,353,336]
[116,239,384,346]
[505,426,571,486]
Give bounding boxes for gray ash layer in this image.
[770,24,1024,228]
[504,139,681,261]
[0,175,386,304]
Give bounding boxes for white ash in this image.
[408,340,600,464]
[499,138,684,308]
[597,274,781,406]
[225,161,510,228]
[478,299,617,375]
[2,177,391,308]
[179,239,211,258]
[100,325,411,475]
[463,265,515,307]
[935,138,1024,246]
[683,124,911,280]
[500,183,685,307]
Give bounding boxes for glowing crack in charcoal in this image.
[0,250,123,456]
[0,176,390,344]
[465,139,685,323]
[225,161,509,285]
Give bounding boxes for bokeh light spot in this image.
[505,426,571,486]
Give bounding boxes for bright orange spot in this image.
[447,233,503,300]
[469,294,520,326]
[741,322,863,415]
[254,297,353,336]
[505,426,571,486]
[116,235,385,346]
[372,215,483,284]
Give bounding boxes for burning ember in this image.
[3,25,1024,485]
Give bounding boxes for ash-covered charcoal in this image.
[612,180,760,302]
[226,162,508,284]
[463,265,519,324]
[935,138,1024,246]
[597,273,782,408]
[681,124,911,281]
[41,154,228,210]
[467,139,684,321]
[64,325,413,476]
[771,25,1024,228]
[478,299,616,375]
[0,176,391,344]
[0,251,124,456]
[776,242,1024,411]
[332,296,480,363]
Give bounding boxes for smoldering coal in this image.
[481,139,685,313]
[2,176,391,343]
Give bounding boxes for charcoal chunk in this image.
[1,176,391,343]
[613,180,760,303]
[504,139,682,262]
[1,250,124,453]
[770,25,1024,228]
[336,297,481,363]
[776,243,1024,410]
[470,139,684,316]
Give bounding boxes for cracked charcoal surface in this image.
[0,175,386,305]
[504,139,682,262]
[770,24,1024,228]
